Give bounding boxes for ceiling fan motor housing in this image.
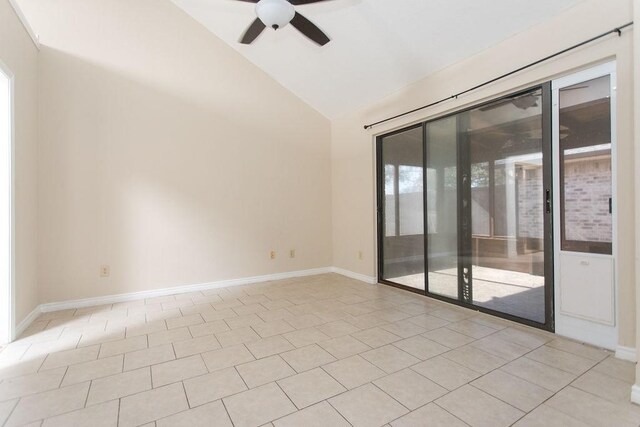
[256,0,295,30]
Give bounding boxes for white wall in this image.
[16,0,333,304]
[633,0,640,400]
[331,0,637,347]
[0,0,39,332]
[8,0,639,357]
[0,64,11,342]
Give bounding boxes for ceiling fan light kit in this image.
[237,0,331,46]
[256,0,295,30]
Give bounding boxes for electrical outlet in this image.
[100,265,110,277]
[358,250,363,260]
[270,250,276,260]
[290,249,295,258]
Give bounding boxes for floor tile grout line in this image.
[179,380,191,410]
[562,357,638,407]
[0,396,20,427]
[116,397,121,427]
[317,363,366,395]
[219,396,236,427]
[369,380,413,413]
[440,336,584,421]
[83,379,92,408]
[8,277,635,427]
[431,400,475,426]
[57,365,69,388]
[524,343,602,373]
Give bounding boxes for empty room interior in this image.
[1,0,640,425]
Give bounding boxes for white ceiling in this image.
[171,0,582,118]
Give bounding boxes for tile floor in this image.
[0,273,638,426]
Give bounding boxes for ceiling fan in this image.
[479,94,540,112]
[235,0,331,46]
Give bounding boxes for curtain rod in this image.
[364,21,633,130]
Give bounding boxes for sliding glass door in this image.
[377,125,425,291]
[425,117,458,299]
[377,85,554,330]
[463,87,551,324]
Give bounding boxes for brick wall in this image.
[563,157,612,242]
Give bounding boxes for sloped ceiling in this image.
[171,0,582,118]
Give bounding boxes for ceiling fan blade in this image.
[240,18,266,44]
[290,12,330,46]
[561,85,589,91]
[289,0,331,4]
[479,98,513,112]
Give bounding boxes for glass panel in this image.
[493,162,516,237]
[380,127,425,290]
[384,165,396,237]
[559,76,612,254]
[426,117,458,299]
[466,89,546,323]
[399,166,424,236]
[471,162,490,236]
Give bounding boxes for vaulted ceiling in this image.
[171,0,583,118]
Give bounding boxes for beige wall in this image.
[634,0,640,390]
[7,0,639,355]
[331,0,637,347]
[16,0,332,303]
[0,1,39,327]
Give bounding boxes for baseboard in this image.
[555,318,617,351]
[13,266,378,340]
[631,385,640,405]
[330,267,377,284]
[615,345,638,363]
[39,267,335,313]
[14,305,42,339]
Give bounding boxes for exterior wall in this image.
[564,157,613,243]
[16,0,333,304]
[0,0,39,328]
[331,0,636,347]
[515,158,613,244]
[518,167,544,239]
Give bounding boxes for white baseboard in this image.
[12,267,377,340]
[14,305,42,339]
[631,385,640,405]
[330,267,377,284]
[39,267,335,313]
[615,345,638,363]
[555,317,617,351]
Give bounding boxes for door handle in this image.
[609,197,612,214]
[545,189,551,214]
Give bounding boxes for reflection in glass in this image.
[466,89,546,323]
[377,87,550,325]
[471,162,490,236]
[399,166,424,236]
[384,165,396,237]
[380,127,425,290]
[559,76,612,255]
[426,117,458,299]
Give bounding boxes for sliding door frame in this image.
[376,84,555,332]
[376,123,426,295]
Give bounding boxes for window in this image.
[559,75,612,254]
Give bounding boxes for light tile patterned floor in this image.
[0,273,638,426]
